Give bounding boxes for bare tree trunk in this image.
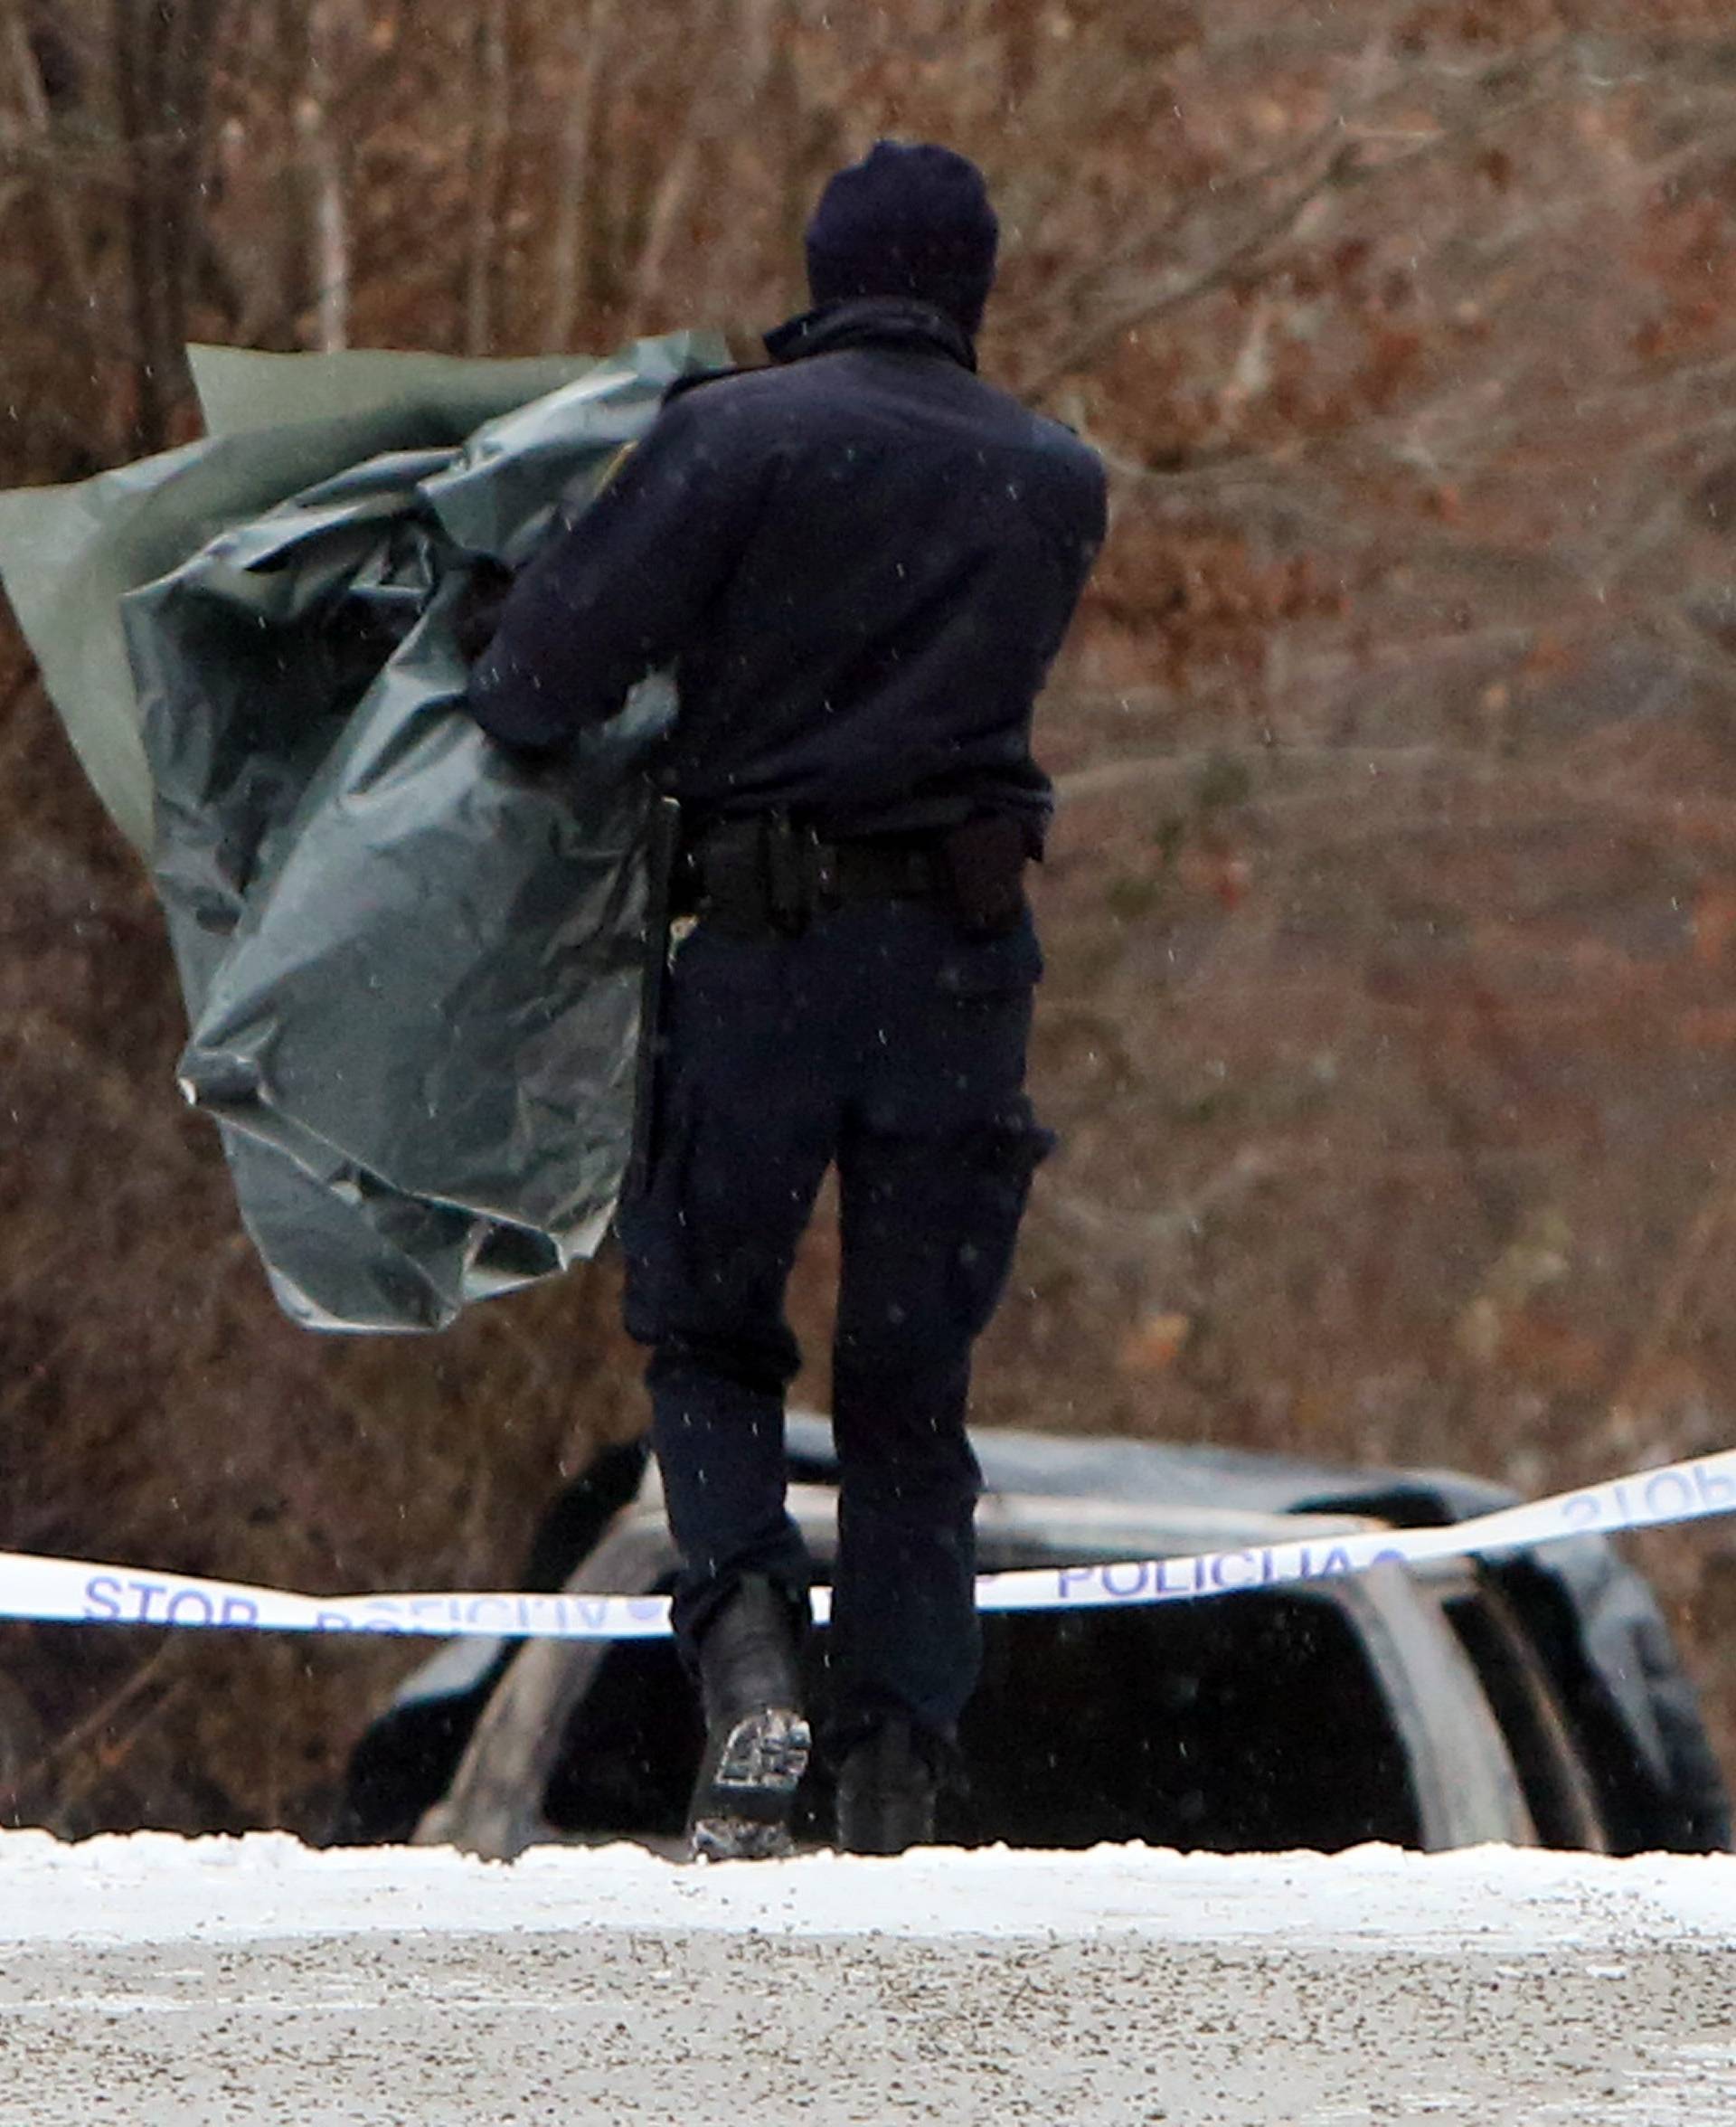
[298,0,349,351]
[208,0,311,351]
[3,2,100,323]
[623,14,721,336]
[463,0,511,354]
[109,0,228,452]
[626,0,780,334]
[542,0,619,352]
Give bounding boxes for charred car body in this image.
[334,1419,1730,1860]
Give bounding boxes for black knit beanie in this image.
[804,141,999,336]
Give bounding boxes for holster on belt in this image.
[939,812,1033,937]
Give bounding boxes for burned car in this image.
[333,1417,1730,1860]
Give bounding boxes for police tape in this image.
[1,1446,1732,1644]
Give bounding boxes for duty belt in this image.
[683,814,945,936]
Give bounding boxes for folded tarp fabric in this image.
[0,332,726,1330]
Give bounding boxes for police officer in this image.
[468,141,1106,1859]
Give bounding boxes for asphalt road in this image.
[5,1925,1736,2125]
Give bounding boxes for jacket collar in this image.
[763,297,976,373]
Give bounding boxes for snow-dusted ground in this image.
[4,1832,1735,2124]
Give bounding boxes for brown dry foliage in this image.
[5,0,1736,1836]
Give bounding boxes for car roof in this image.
[786,1411,1512,1526]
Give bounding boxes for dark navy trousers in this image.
[619,895,1051,1753]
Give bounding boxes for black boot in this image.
[835,1713,939,1857]
[686,1576,810,1862]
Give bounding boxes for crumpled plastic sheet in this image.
[0,333,726,1330]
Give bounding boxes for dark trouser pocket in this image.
[936,1104,1056,1341]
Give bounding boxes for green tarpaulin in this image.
[0,332,727,1330]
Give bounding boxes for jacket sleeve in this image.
[466,392,765,753]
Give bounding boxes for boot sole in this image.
[689,1706,810,1863]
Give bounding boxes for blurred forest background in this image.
[5,0,1736,1838]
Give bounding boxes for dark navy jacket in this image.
[467,299,1107,840]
